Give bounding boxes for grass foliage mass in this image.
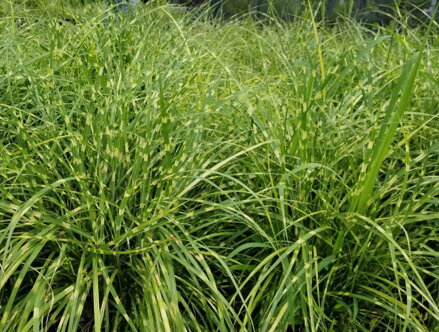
[0,1,438,331]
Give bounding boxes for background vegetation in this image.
[0,0,438,331]
[2,0,437,21]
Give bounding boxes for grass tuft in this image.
[0,1,438,331]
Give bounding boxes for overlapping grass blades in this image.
[349,51,422,215]
[0,2,438,331]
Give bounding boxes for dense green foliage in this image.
[0,1,438,331]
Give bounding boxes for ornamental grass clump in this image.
[0,2,438,331]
